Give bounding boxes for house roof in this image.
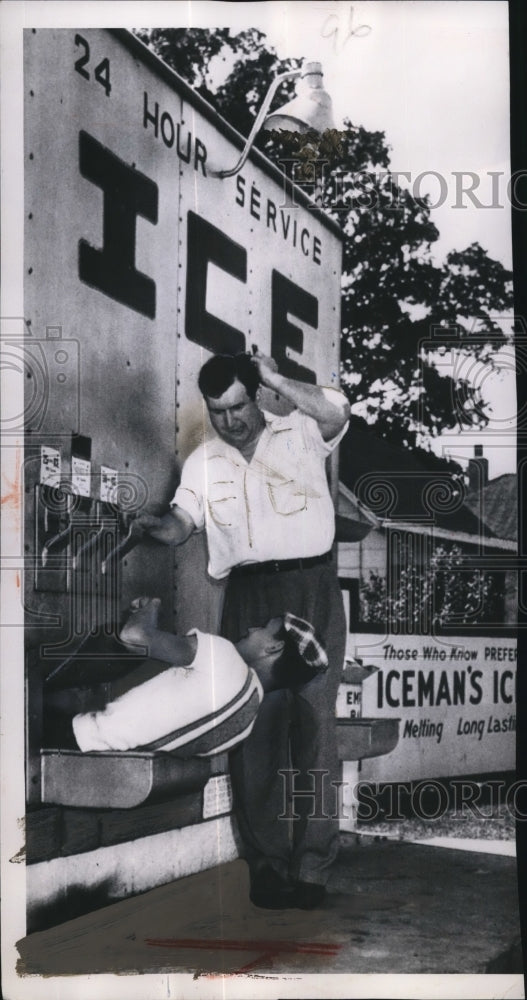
[336,481,380,542]
[338,418,491,538]
[465,473,517,541]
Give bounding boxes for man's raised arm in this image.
[253,353,350,441]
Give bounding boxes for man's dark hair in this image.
[198,353,260,401]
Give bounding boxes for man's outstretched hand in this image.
[131,513,166,539]
[133,508,195,547]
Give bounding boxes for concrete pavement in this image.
[16,834,523,979]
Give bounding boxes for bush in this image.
[360,544,503,630]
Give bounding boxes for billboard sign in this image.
[351,633,516,781]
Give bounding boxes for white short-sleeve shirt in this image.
[172,408,348,580]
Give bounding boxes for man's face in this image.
[205,379,264,452]
[236,617,285,691]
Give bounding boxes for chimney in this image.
[467,445,489,492]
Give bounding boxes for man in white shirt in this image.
[139,351,350,909]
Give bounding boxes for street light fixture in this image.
[210,61,334,179]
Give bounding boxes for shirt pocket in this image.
[207,479,240,527]
[267,479,311,516]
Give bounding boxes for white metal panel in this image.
[24,27,343,639]
[24,28,188,633]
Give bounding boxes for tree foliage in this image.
[135,27,513,451]
[360,544,503,630]
[134,27,299,127]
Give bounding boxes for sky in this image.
[3,1,516,476]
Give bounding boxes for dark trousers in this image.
[223,560,346,885]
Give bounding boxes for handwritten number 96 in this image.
[321,5,372,53]
[74,34,112,97]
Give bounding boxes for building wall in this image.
[338,530,387,579]
[24,27,343,647]
[22,28,344,912]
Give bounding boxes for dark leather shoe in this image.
[249,866,297,909]
[291,881,326,909]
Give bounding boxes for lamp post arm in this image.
[210,69,302,179]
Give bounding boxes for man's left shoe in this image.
[291,881,326,909]
[249,866,297,909]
